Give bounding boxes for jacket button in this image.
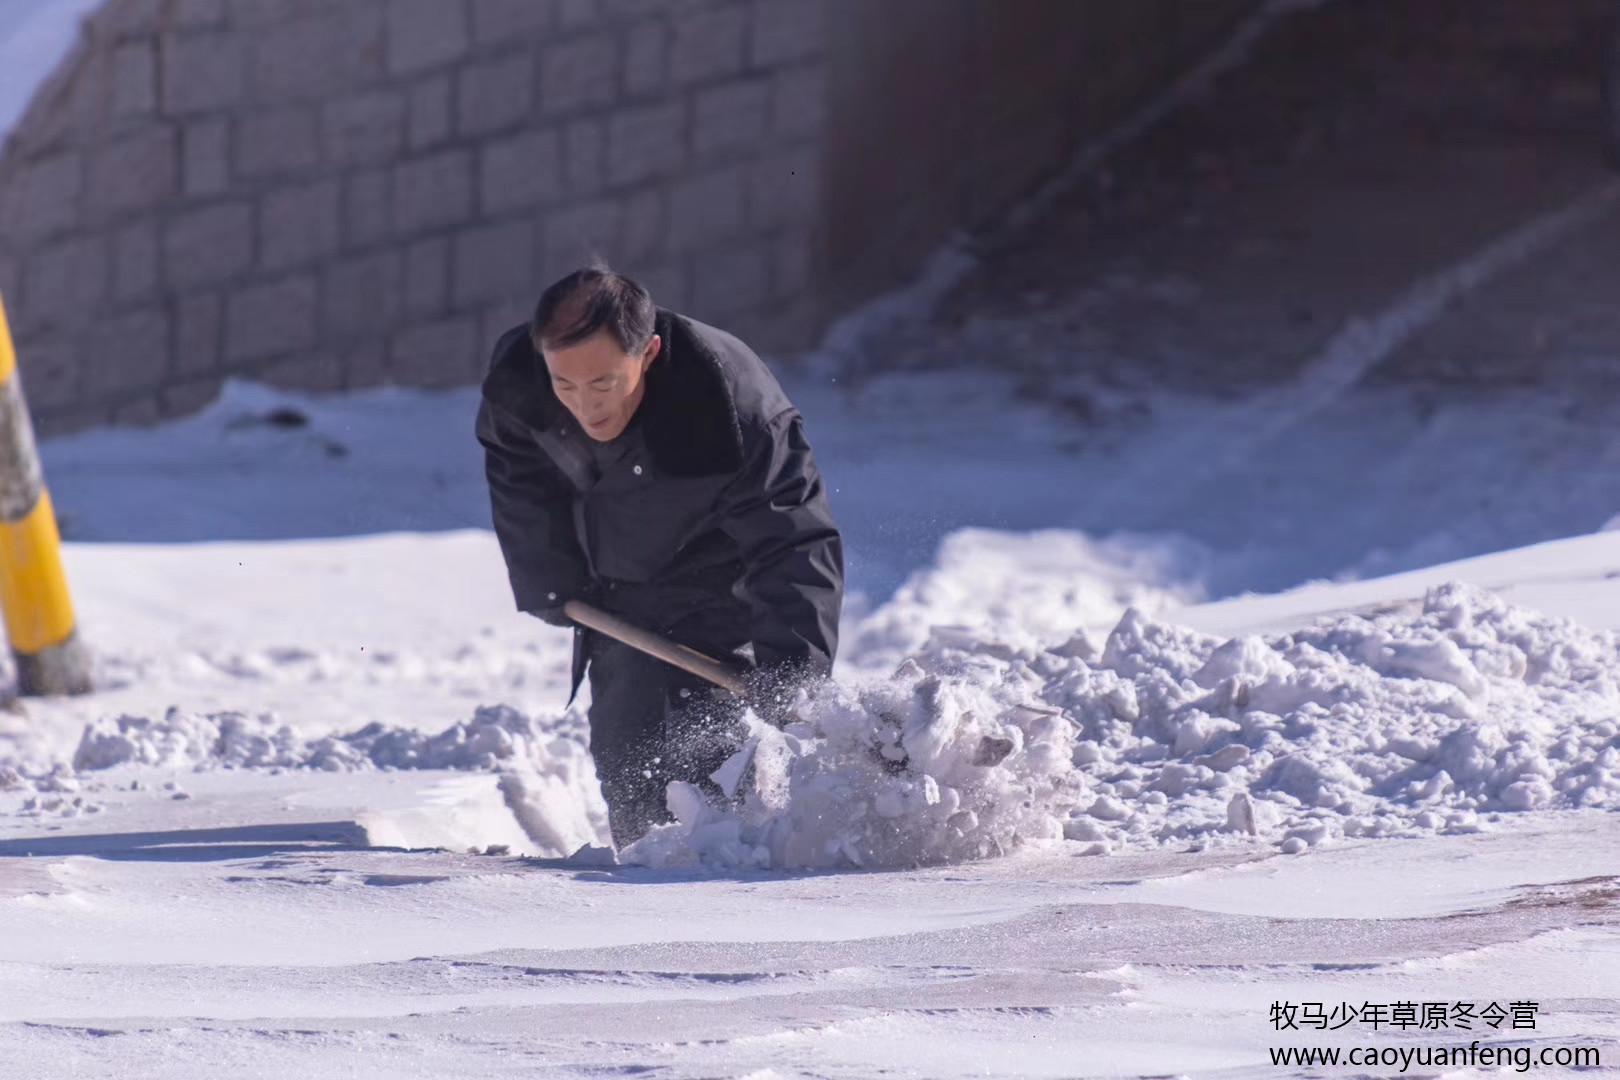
[547,592,557,601]
[633,465,643,476]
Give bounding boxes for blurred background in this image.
[1,0,1619,611]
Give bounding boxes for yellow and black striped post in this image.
[0,294,91,696]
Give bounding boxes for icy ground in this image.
[0,373,1616,1075]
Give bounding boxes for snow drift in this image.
[28,580,1620,872]
[627,580,1620,868]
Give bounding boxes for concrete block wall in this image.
[0,0,829,434]
[0,0,1288,436]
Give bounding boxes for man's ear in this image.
[641,333,662,370]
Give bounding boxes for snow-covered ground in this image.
[0,372,1617,1076]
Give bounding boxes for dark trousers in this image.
[585,633,746,848]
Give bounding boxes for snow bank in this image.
[11,580,1620,872]
[52,704,608,855]
[626,582,1620,869]
[71,703,577,773]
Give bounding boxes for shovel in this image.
[564,600,757,798]
[563,600,750,695]
[564,602,1018,775]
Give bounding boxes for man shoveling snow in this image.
[476,264,844,849]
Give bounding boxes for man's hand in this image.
[530,604,574,629]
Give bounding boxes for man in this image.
[476,265,844,848]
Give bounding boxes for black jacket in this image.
[476,308,844,695]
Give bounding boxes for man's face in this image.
[542,330,661,441]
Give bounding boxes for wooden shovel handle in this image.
[563,600,749,697]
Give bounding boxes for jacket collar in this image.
[482,308,746,478]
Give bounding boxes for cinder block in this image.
[110,394,165,427]
[260,180,342,270]
[160,377,224,417]
[722,293,818,356]
[238,107,322,180]
[623,259,686,310]
[405,235,450,315]
[323,249,404,337]
[225,0,312,31]
[22,46,109,139]
[667,166,747,252]
[556,0,600,30]
[322,89,408,166]
[769,63,825,140]
[111,41,158,118]
[623,183,670,270]
[182,119,230,196]
[164,202,255,289]
[771,226,814,297]
[387,0,470,75]
[345,338,389,387]
[88,0,166,39]
[83,308,171,397]
[252,5,387,100]
[606,101,685,187]
[388,316,478,386]
[175,291,223,373]
[255,353,348,392]
[113,222,160,301]
[471,0,555,45]
[344,169,393,248]
[407,75,453,150]
[602,0,670,18]
[452,220,536,307]
[478,297,530,355]
[456,52,535,136]
[226,275,319,362]
[747,142,818,228]
[690,239,770,318]
[23,235,110,327]
[0,258,18,309]
[170,0,229,30]
[670,4,748,86]
[0,153,83,243]
[480,129,565,215]
[692,78,770,160]
[405,238,450,317]
[622,17,668,97]
[160,32,247,115]
[539,33,620,116]
[541,197,624,280]
[749,0,824,66]
[88,129,178,216]
[14,337,82,413]
[563,118,605,196]
[393,149,473,232]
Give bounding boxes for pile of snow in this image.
[11,579,1620,871]
[70,703,580,774]
[43,704,609,854]
[626,581,1620,869]
[842,528,1208,672]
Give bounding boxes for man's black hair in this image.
[531,261,657,355]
